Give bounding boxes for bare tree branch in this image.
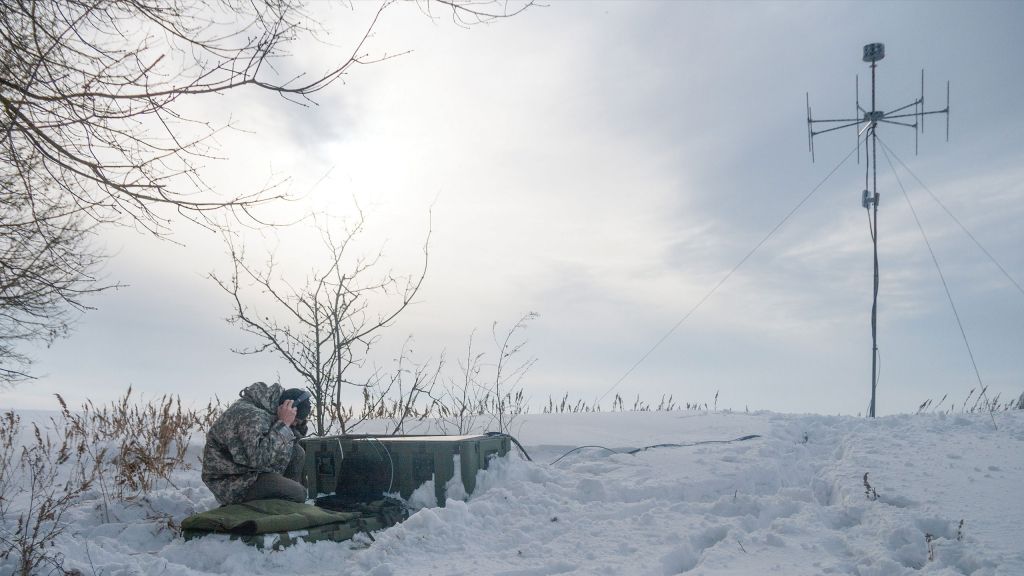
[210,212,431,436]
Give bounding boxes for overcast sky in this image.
[5,1,1023,416]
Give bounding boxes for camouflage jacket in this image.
[202,382,299,505]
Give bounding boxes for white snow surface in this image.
[3,410,1023,575]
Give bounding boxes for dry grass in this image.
[542,393,715,414]
[916,387,1024,416]
[0,410,103,575]
[1,389,222,574]
[57,388,219,501]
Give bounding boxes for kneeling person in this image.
[202,382,311,505]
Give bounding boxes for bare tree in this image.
[0,162,111,384]
[211,212,429,436]
[1,0,533,231]
[0,0,532,383]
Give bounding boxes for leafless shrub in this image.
[212,212,429,437]
[352,340,443,436]
[489,313,538,434]
[325,315,538,436]
[300,313,538,436]
[0,411,103,576]
[435,332,490,435]
[429,318,536,435]
[57,388,206,503]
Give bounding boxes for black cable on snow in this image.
[549,445,619,466]
[486,431,533,461]
[510,434,533,462]
[625,434,762,454]
[549,434,762,466]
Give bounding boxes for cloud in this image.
[9,2,1023,415]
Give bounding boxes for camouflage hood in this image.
[238,381,284,414]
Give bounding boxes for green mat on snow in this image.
[182,499,360,535]
[181,498,405,549]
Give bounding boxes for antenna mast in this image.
[806,44,950,417]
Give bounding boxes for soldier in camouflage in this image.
[202,382,311,505]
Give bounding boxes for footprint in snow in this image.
[659,525,730,574]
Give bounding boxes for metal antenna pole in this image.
[805,44,949,418]
[869,56,880,418]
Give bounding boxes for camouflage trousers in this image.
[244,444,306,503]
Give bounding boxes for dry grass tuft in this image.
[57,388,223,501]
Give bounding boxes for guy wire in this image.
[882,141,1024,300]
[878,137,995,429]
[598,141,861,404]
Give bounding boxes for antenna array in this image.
[806,43,950,418]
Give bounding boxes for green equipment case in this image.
[300,433,511,507]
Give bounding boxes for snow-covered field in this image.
[3,410,1022,575]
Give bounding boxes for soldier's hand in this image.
[277,399,297,427]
